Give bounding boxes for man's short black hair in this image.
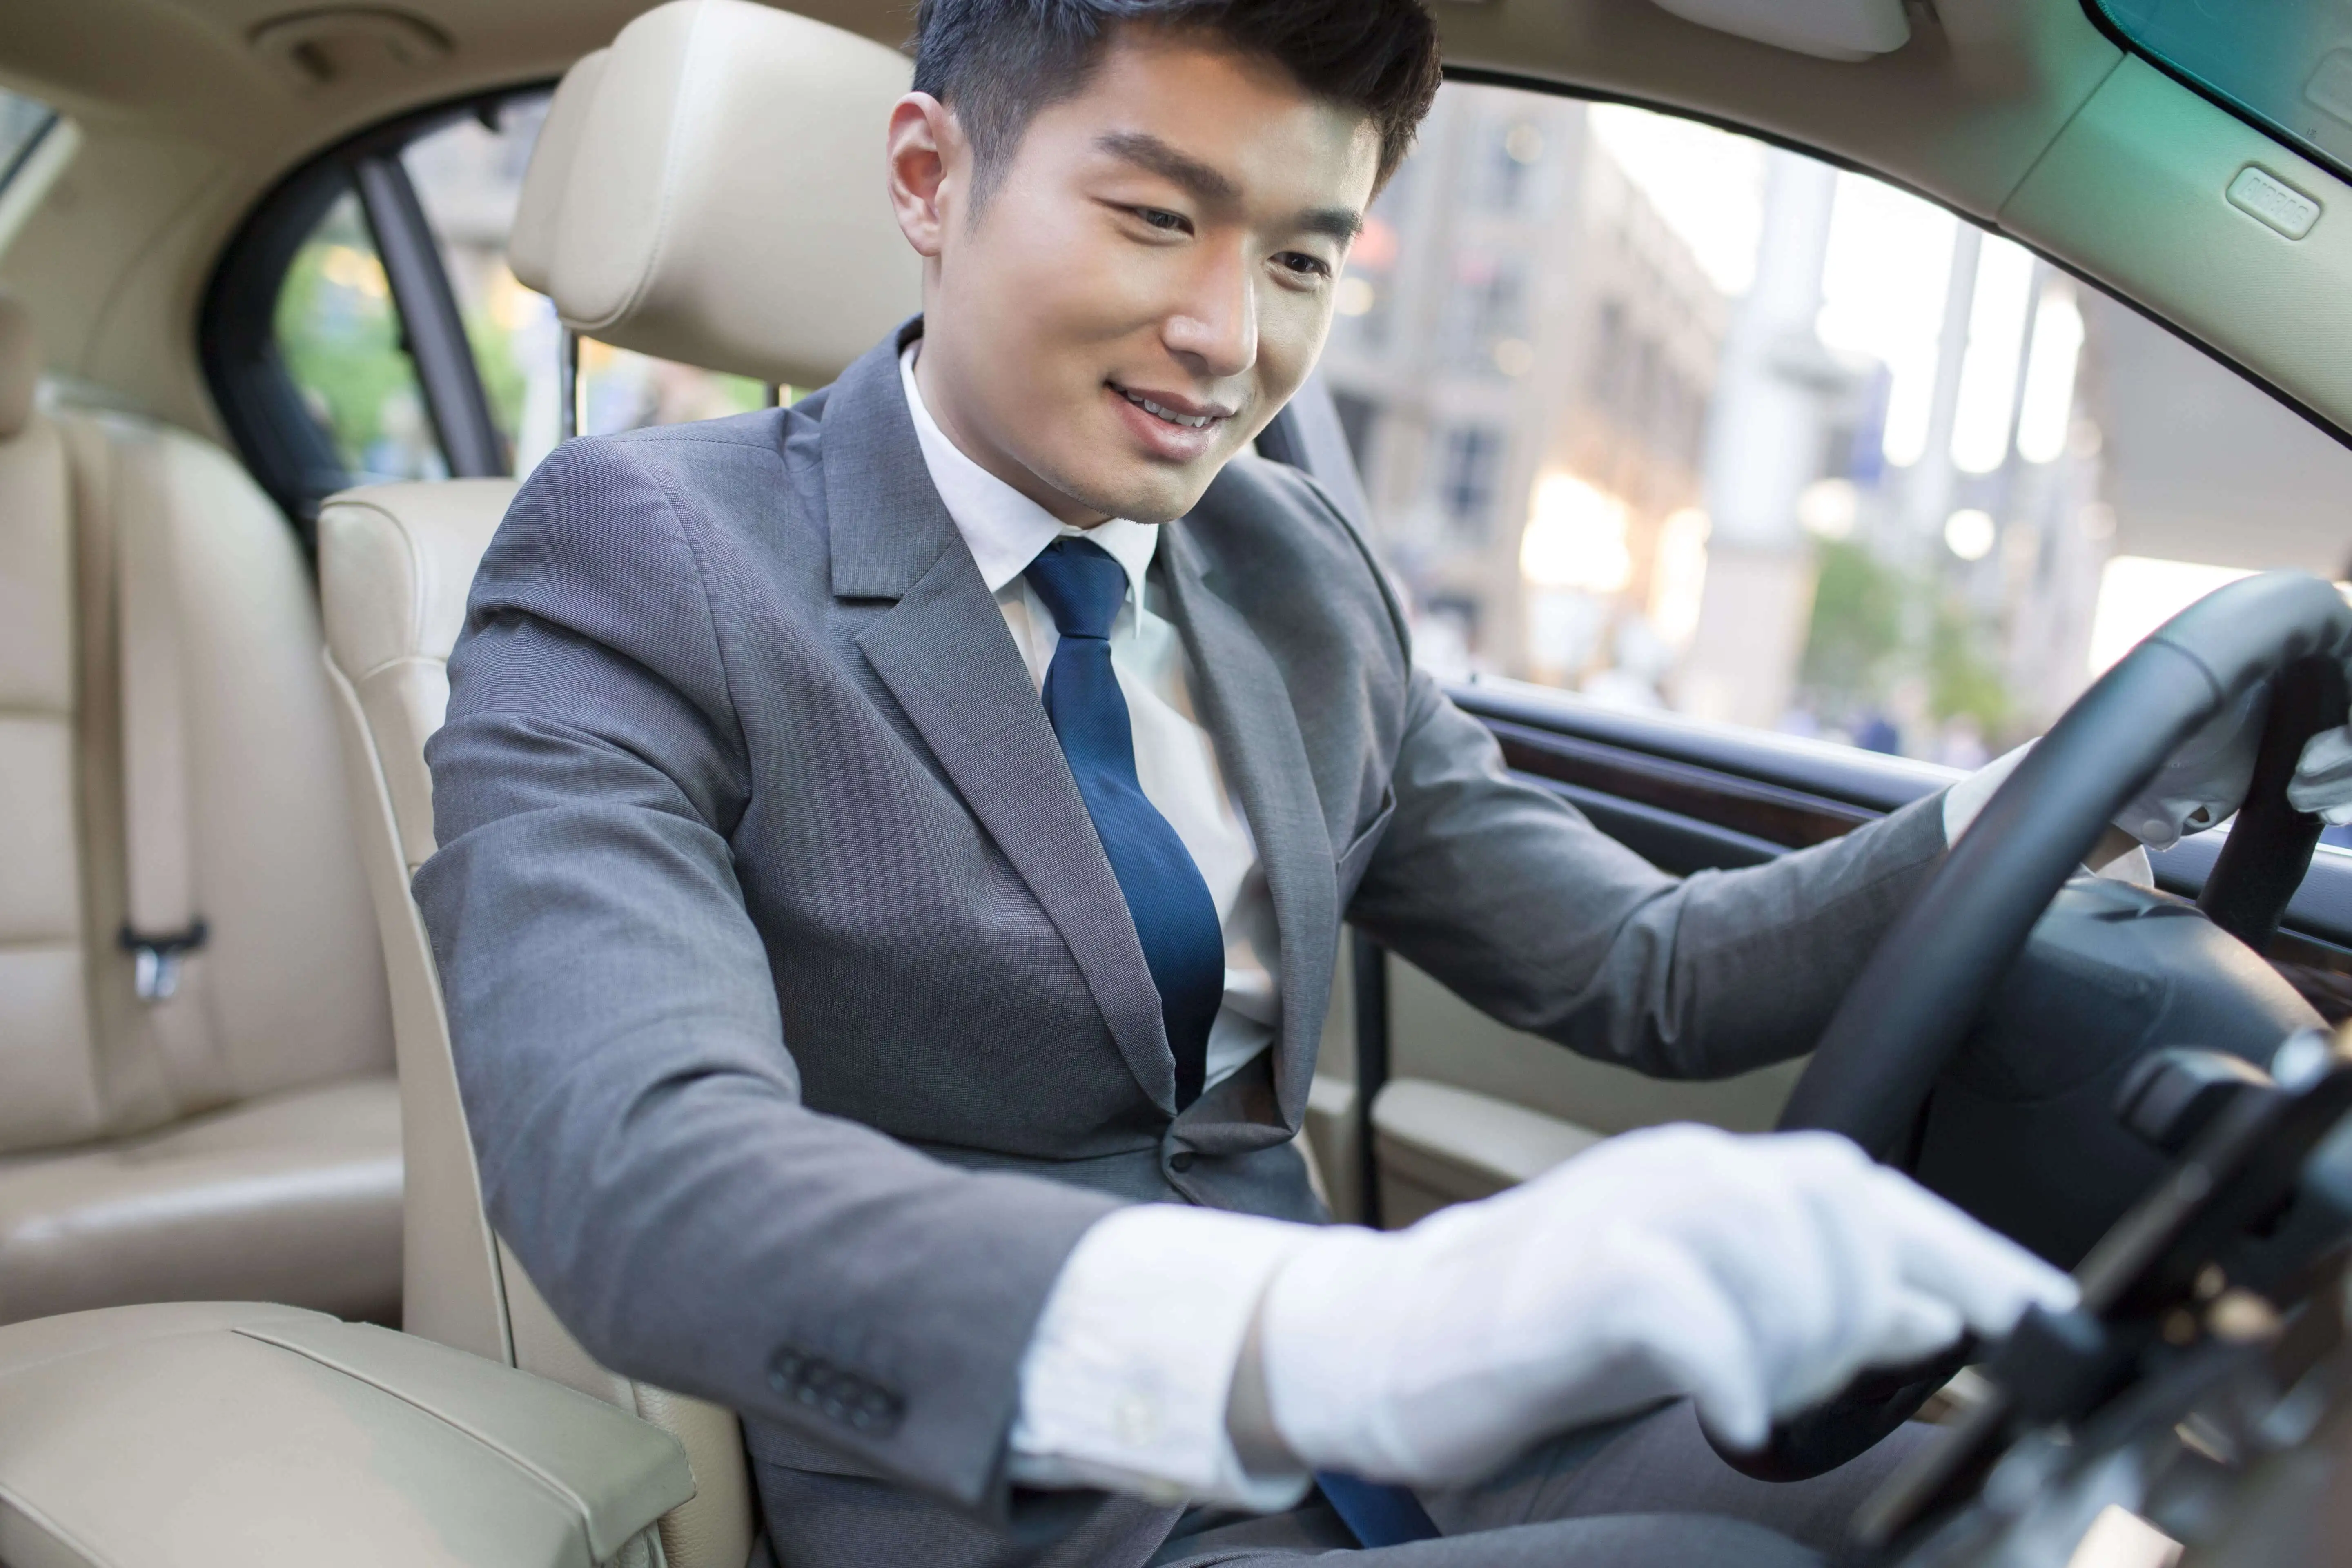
[911,0,1442,205]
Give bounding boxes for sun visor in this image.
[542,0,922,391]
[1647,0,1909,62]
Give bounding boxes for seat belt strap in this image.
[113,439,206,1004]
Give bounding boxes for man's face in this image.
[887,29,1381,526]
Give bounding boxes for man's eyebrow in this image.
[1095,131,1241,205]
[1298,207,1365,243]
[1094,131,1365,243]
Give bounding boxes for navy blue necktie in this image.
[1025,538,1225,1108]
[1027,539,1438,1550]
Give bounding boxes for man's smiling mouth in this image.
[1113,384,1231,430]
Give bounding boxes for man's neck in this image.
[909,338,1111,529]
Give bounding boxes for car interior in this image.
[6,0,2352,1564]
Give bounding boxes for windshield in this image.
[2095,0,2352,184]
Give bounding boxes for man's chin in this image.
[1052,462,1221,527]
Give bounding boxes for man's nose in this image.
[1163,244,1257,381]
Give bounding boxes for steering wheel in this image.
[1718,570,2352,1482]
[1781,570,2352,1153]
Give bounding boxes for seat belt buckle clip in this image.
[120,920,208,1002]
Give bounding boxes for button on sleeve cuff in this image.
[1007,1202,1318,1511]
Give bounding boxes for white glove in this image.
[2290,724,2352,826]
[1257,1124,2076,1486]
[1943,684,2271,866]
[1948,683,2352,855]
[2111,681,2267,851]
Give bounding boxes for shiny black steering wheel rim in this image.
[1775,571,2352,1157]
[1711,574,2352,1486]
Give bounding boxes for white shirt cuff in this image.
[1007,1202,1318,1511]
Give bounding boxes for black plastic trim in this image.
[198,82,551,526]
[352,154,502,479]
[1532,777,1784,873]
[1452,682,1947,817]
[0,112,60,195]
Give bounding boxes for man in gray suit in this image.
[417,2,2092,1563]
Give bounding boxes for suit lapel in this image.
[1157,528,1337,1129]
[829,325,1176,1111]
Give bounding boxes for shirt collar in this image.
[898,343,1158,607]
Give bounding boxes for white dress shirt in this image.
[898,347,1284,1092]
[899,348,1316,1508]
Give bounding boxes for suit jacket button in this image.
[1169,1152,1195,1172]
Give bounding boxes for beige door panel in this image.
[1308,943,1806,1225]
[1386,956,1806,1138]
[1371,1078,1604,1227]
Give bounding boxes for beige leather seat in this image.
[0,296,400,1327]
[318,6,917,1564]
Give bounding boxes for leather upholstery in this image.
[320,480,514,878]
[0,293,401,1326]
[56,410,394,1118]
[0,1078,401,1323]
[0,294,36,438]
[543,0,920,387]
[0,1301,692,1568]
[506,48,607,297]
[0,405,104,1151]
[320,481,755,1568]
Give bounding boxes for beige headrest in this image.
[530,0,922,389]
[0,295,39,439]
[508,49,608,295]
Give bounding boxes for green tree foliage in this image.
[1797,538,2016,746]
[1798,540,1905,713]
[271,194,427,480]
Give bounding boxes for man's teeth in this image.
[1123,390,1214,429]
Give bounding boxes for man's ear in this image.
[886,93,962,259]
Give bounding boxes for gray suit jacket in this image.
[417,319,1948,1568]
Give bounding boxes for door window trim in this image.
[200,87,544,530]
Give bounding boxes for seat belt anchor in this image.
[119,920,208,1002]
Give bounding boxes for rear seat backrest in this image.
[59,411,393,1123]
[0,292,402,1329]
[0,306,104,1150]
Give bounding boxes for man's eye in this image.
[1134,207,1189,233]
[1276,252,1332,280]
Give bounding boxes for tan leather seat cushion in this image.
[0,1075,401,1326]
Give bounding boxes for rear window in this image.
[2094,0,2352,186]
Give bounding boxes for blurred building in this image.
[1319,86,1726,694]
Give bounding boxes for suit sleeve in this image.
[414,437,1119,1513]
[1346,669,1949,1081]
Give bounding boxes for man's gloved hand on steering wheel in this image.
[2287,722,2352,826]
[1945,675,2352,862]
[1248,1125,2075,1486]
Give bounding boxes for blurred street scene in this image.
[1321,83,2352,762]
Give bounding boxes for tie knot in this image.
[1023,537,1128,641]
